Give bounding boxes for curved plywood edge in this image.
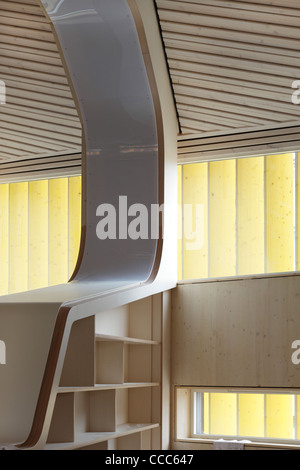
[18,278,174,449]
[0,0,177,449]
[0,301,61,447]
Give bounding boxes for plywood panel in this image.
[172,275,300,388]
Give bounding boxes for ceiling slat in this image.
[0,0,82,171]
[178,125,300,162]
[156,0,300,137]
[0,0,81,173]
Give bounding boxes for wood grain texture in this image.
[172,275,300,388]
[156,0,300,136]
[0,0,82,169]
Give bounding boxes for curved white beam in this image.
[45,0,163,284]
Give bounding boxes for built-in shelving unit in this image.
[45,295,163,450]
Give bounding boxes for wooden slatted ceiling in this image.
[1,0,300,170]
[177,124,300,163]
[156,0,300,136]
[0,0,82,165]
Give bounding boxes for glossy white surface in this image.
[44,0,159,283]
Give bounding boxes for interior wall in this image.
[171,274,300,388]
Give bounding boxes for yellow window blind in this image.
[266,153,294,274]
[49,178,69,287]
[182,162,208,280]
[68,176,82,278]
[266,394,294,440]
[209,392,237,436]
[177,165,183,281]
[0,176,81,296]
[178,152,297,281]
[237,157,265,276]
[28,180,49,290]
[9,182,29,294]
[0,184,9,295]
[209,160,236,278]
[238,393,264,438]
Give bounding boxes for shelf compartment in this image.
[95,295,162,342]
[96,341,161,385]
[59,316,95,387]
[48,384,160,445]
[47,389,117,444]
[45,423,159,450]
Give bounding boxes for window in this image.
[176,387,300,444]
[178,152,299,281]
[0,176,81,295]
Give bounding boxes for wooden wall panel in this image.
[172,275,300,388]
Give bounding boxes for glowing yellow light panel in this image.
[28,180,49,290]
[0,176,82,296]
[9,182,29,294]
[265,153,294,273]
[209,160,236,278]
[237,157,265,276]
[238,393,265,438]
[0,184,9,295]
[182,163,208,280]
[210,392,237,436]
